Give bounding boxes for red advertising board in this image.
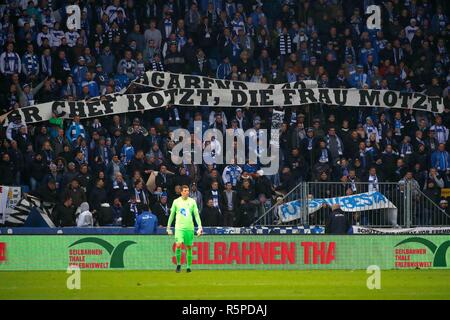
[0,242,6,262]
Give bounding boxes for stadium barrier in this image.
[0,226,325,235]
[254,182,450,228]
[0,235,449,270]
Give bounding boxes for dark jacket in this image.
[64,187,87,208]
[155,172,173,192]
[164,51,185,73]
[89,186,109,212]
[325,208,351,235]
[0,159,16,185]
[173,173,192,188]
[54,202,76,227]
[254,176,273,198]
[30,158,48,182]
[152,201,170,227]
[122,202,138,227]
[204,189,224,209]
[202,206,222,226]
[29,184,58,204]
[220,190,239,212]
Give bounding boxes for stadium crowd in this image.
[0,0,449,228]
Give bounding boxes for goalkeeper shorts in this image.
[175,229,194,246]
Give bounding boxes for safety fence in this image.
[253,181,450,228]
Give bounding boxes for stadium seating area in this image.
[0,0,449,228]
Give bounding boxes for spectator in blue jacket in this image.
[120,137,135,165]
[216,56,231,79]
[349,65,370,89]
[431,143,450,177]
[99,45,116,76]
[66,115,87,146]
[72,56,88,86]
[134,203,158,234]
[80,72,100,98]
[359,41,379,66]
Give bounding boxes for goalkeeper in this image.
[167,185,203,273]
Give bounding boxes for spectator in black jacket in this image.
[164,44,185,73]
[64,178,87,209]
[237,179,256,227]
[122,194,139,227]
[29,153,48,191]
[89,178,108,213]
[202,198,222,226]
[152,192,170,227]
[131,179,151,207]
[54,195,76,227]
[204,180,223,212]
[128,150,146,178]
[77,164,93,194]
[325,204,351,235]
[52,50,71,81]
[155,164,173,192]
[255,172,274,200]
[221,182,239,227]
[30,179,58,204]
[173,166,192,187]
[0,153,16,186]
[277,166,297,193]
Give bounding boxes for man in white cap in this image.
[439,199,449,220]
[234,108,249,130]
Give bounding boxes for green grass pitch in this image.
[1,269,449,299]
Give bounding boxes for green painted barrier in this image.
[0,235,449,270]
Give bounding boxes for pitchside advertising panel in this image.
[0,236,449,270]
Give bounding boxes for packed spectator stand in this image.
[0,0,449,229]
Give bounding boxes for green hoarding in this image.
[0,235,449,271]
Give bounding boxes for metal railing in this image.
[252,181,304,226]
[411,187,450,227]
[252,181,450,228]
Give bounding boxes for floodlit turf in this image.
[0,270,449,300]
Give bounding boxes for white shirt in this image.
[404,25,418,42]
[430,125,449,144]
[77,211,93,227]
[368,175,379,192]
[51,30,65,47]
[65,31,80,47]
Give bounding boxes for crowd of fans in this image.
[0,0,449,228]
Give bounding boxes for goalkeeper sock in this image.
[176,247,181,266]
[186,247,192,268]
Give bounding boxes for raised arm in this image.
[32,77,47,95]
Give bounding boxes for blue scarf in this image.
[3,52,20,73]
[23,53,39,75]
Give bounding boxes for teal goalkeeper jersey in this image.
[167,197,202,231]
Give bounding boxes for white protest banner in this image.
[132,71,318,90]
[0,186,22,224]
[352,226,450,234]
[279,191,398,225]
[2,87,444,126]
